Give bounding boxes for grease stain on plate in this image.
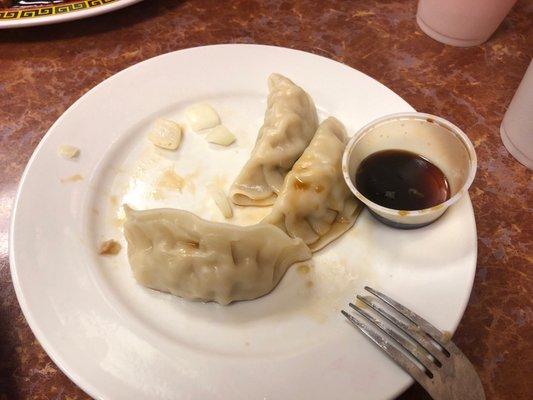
[152,169,186,198]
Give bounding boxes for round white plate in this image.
[10,44,477,400]
[0,0,142,29]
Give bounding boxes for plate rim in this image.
[0,0,143,29]
[9,43,478,400]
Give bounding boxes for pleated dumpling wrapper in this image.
[123,206,311,305]
[230,73,319,206]
[262,117,362,252]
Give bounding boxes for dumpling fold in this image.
[230,73,319,206]
[124,206,312,305]
[262,117,362,251]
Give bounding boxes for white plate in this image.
[0,0,142,29]
[10,44,477,400]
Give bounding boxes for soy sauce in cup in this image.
[342,112,477,228]
[355,149,450,211]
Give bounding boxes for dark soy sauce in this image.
[355,150,450,210]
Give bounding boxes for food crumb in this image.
[354,297,366,309]
[60,174,83,183]
[58,145,80,160]
[442,331,452,343]
[99,239,121,256]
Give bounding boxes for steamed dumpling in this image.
[123,206,311,305]
[230,73,319,206]
[262,117,362,251]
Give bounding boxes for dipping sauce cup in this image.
[342,112,477,229]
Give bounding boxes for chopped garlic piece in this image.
[60,174,83,183]
[209,186,233,218]
[205,125,236,146]
[185,103,221,131]
[99,239,121,255]
[58,145,80,159]
[148,119,182,150]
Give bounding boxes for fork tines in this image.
[341,286,451,383]
[342,287,487,400]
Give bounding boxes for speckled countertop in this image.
[0,0,532,399]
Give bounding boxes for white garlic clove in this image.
[185,103,221,131]
[209,186,233,218]
[205,125,236,146]
[148,119,182,150]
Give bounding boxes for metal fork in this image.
[342,287,485,400]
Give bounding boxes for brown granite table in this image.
[1,1,532,399]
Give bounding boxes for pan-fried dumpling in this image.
[262,117,362,252]
[123,206,311,305]
[230,73,319,206]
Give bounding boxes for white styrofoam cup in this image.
[501,60,533,169]
[417,0,517,47]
